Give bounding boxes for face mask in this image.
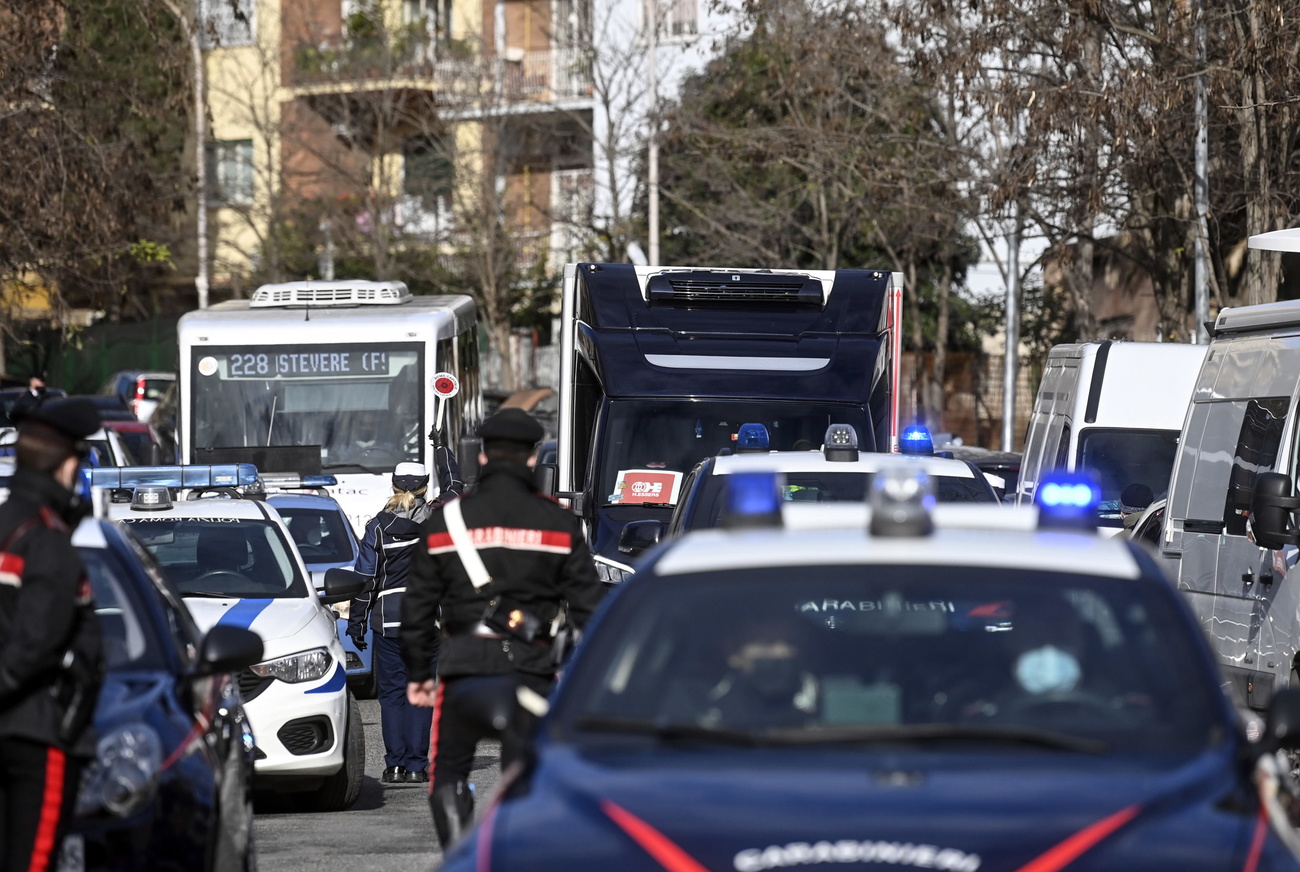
[746,658,802,699]
[1015,645,1081,695]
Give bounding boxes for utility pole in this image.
[1002,203,1022,454]
[167,0,211,309]
[1193,0,1209,342]
[646,0,660,266]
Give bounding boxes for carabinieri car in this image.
[96,464,367,811]
[62,516,263,872]
[438,470,1300,872]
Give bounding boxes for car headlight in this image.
[250,647,333,683]
[76,723,163,817]
[593,555,635,584]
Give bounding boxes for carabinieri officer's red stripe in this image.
[1012,804,1141,872]
[601,800,711,872]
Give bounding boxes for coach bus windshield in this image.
[190,343,425,473]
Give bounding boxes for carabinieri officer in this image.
[402,408,603,849]
[0,399,105,872]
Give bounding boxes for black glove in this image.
[346,620,368,651]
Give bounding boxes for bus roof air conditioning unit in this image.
[249,281,413,308]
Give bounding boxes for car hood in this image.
[461,744,1256,872]
[183,596,320,648]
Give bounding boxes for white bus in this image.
[178,281,481,532]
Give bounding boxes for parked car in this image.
[99,371,176,422]
[65,517,264,871]
[0,386,68,426]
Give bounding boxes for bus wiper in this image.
[574,715,761,746]
[759,723,1109,754]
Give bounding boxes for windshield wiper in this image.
[180,590,238,598]
[321,462,388,474]
[759,723,1109,754]
[574,716,761,746]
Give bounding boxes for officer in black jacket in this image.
[0,399,104,872]
[403,408,603,848]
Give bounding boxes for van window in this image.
[1018,410,1051,497]
[1053,424,1071,469]
[1223,397,1289,535]
[1077,428,1182,524]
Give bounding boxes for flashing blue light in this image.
[736,423,770,453]
[724,471,782,526]
[1035,472,1101,531]
[90,463,261,491]
[899,425,934,456]
[301,475,339,487]
[1039,482,1097,509]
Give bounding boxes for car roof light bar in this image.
[1035,472,1100,532]
[722,470,784,528]
[899,425,935,456]
[823,423,860,462]
[91,463,261,491]
[735,423,771,453]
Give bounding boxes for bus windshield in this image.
[598,399,870,507]
[190,343,425,473]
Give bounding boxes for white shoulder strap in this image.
[442,499,493,590]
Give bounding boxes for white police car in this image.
[95,464,366,811]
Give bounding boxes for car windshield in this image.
[1076,428,1181,526]
[599,400,870,507]
[111,429,156,464]
[560,567,1223,755]
[118,517,308,598]
[189,343,424,474]
[276,506,357,565]
[80,548,167,671]
[682,470,992,531]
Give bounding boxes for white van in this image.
[1015,341,1207,534]
[1161,228,1300,712]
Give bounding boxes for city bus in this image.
[178,281,481,532]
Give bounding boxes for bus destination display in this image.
[207,348,392,379]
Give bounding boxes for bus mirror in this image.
[1250,472,1300,550]
[458,435,480,486]
[535,463,557,496]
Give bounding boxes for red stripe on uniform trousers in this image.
[1012,804,1141,872]
[1243,804,1269,872]
[27,746,67,872]
[600,800,711,872]
[427,682,446,795]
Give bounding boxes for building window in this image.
[644,0,697,41]
[209,140,254,207]
[198,0,255,49]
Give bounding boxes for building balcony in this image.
[290,36,593,108]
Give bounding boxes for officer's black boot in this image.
[430,779,475,849]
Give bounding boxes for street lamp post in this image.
[647,0,660,266]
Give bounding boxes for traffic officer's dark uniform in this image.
[402,409,603,848]
[349,448,462,783]
[0,399,104,872]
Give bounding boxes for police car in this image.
[267,489,374,697]
[95,465,367,811]
[654,424,999,549]
[438,470,1300,872]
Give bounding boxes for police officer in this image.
[348,445,462,784]
[0,399,104,872]
[402,408,603,849]
[9,373,49,422]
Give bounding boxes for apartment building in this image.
[200,0,595,287]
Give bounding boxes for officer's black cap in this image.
[18,398,101,445]
[477,408,544,446]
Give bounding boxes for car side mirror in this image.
[321,567,368,605]
[535,463,557,497]
[1264,688,1300,750]
[196,625,263,675]
[458,435,481,487]
[1249,472,1300,550]
[618,520,663,556]
[557,491,585,516]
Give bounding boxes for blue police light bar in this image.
[899,425,934,456]
[301,475,338,487]
[735,423,770,453]
[1035,472,1101,531]
[90,464,261,491]
[722,471,783,528]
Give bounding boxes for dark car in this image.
[437,473,1300,872]
[98,370,175,423]
[63,518,263,871]
[943,445,1022,501]
[0,386,68,426]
